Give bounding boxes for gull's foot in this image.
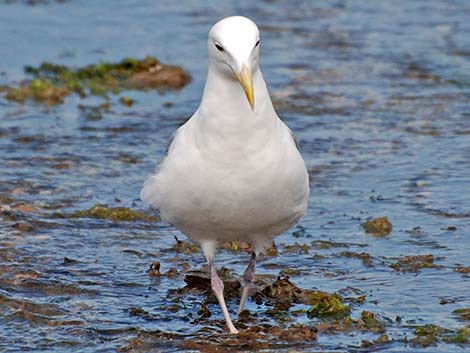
[228,325,239,334]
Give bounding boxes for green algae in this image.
[119,96,134,107]
[453,308,470,321]
[3,56,191,105]
[310,239,365,249]
[5,78,70,105]
[339,251,372,267]
[359,310,386,333]
[409,324,470,346]
[117,154,140,164]
[348,294,366,304]
[363,216,392,236]
[279,267,301,277]
[282,242,310,254]
[257,277,303,303]
[411,324,449,347]
[219,240,277,256]
[253,277,351,321]
[360,310,379,326]
[65,204,157,222]
[390,254,437,272]
[315,312,386,335]
[220,241,250,252]
[265,306,294,323]
[361,333,390,348]
[311,239,346,249]
[78,102,110,120]
[263,241,279,256]
[443,326,470,344]
[177,324,317,352]
[307,291,350,318]
[174,236,199,254]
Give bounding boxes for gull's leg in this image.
[209,260,239,334]
[238,251,256,315]
[201,241,238,334]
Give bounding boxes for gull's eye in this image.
[255,39,260,48]
[215,42,224,52]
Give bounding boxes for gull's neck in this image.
[193,63,282,159]
[197,64,278,133]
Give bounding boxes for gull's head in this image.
[208,16,260,110]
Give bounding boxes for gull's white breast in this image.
[141,111,309,248]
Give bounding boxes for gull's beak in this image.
[235,64,254,110]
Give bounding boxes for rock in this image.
[3,56,191,106]
[363,216,392,236]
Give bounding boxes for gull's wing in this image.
[279,117,300,150]
[140,124,184,210]
[164,129,179,155]
[288,128,300,150]
[140,110,197,210]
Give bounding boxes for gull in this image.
[141,16,309,334]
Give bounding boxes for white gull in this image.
[141,16,309,334]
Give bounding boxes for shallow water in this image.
[1,1,469,352]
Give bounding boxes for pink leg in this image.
[238,252,256,315]
[209,260,239,334]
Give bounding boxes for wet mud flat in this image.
[1,0,470,352]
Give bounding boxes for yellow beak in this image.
[235,64,254,110]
